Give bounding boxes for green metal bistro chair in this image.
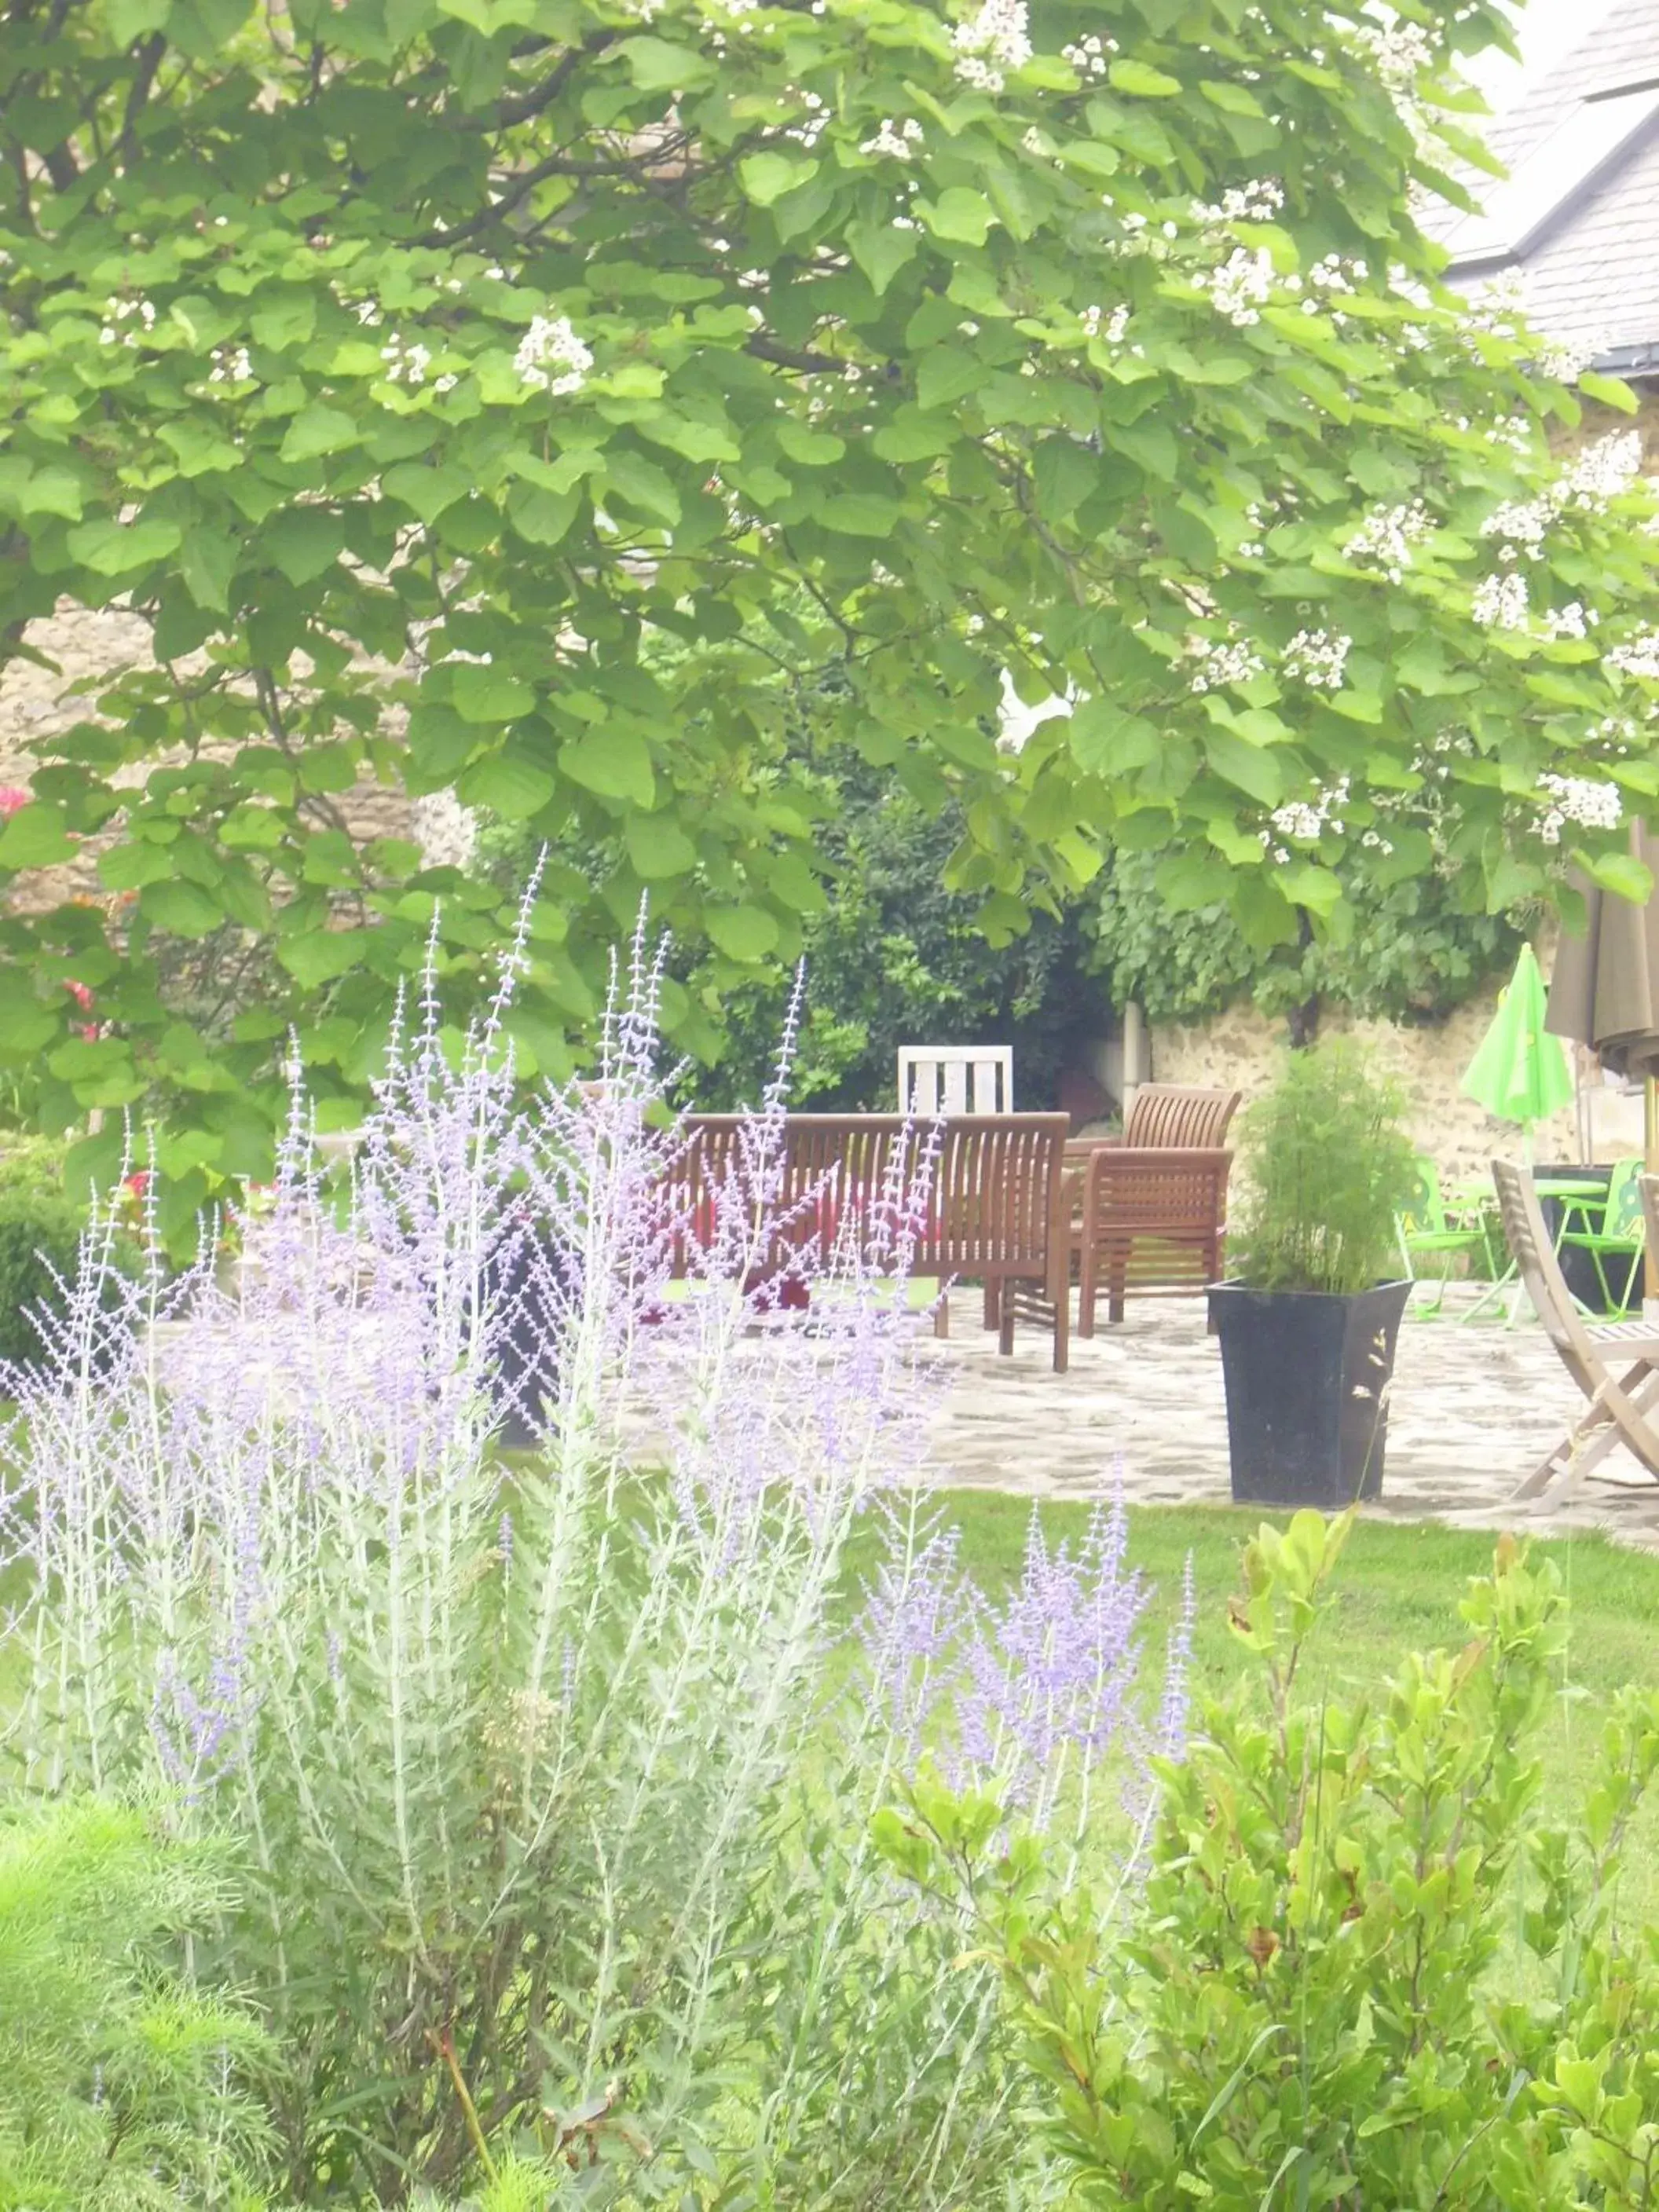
[1558,1157,1646,1317]
[1396,1156,1500,1316]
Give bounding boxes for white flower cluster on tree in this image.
[1488,413,1538,459]
[1480,498,1551,562]
[1471,572,1529,631]
[860,117,923,157]
[514,313,593,396]
[380,334,460,393]
[1606,631,1659,680]
[1270,775,1350,844]
[1060,31,1115,77]
[1560,430,1644,511]
[1280,628,1351,689]
[1353,18,1434,92]
[1183,631,1265,694]
[1536,773,1622,845]
[1196,246,1276,328]
[784,88,829,145]
[99,295,157,349]
[1476,438,1643,647]
[1342,500,1432,582]
[412,789,479,873]
[951,0,1031,92]
[1308,253,1363,294]
[1080,302,1130,343]
[1543,602,1594,642]
[1536,330,1608,383]
[1192,178,1284,225]
[206,343,254,385]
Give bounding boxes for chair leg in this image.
[1108,1256,1126,1326]
[1079,1240,1097,1338]
[1052,1271,1069,1374]
[998,1298,1016,1357]
[933,1292,950,1340]
[1512,1363,1659,1501]
[983,1281,1000,1332]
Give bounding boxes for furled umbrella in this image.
[1546,822,1659,1291]
[1463,942,1575,1135]
[1547,825,1659,1085]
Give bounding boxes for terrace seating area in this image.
[669,1085,1247,1372]
[662,1072,1659,1551]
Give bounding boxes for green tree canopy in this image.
[2,0,1657,1192]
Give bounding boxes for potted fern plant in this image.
[1209,1042,1419,1507]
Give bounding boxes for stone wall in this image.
[1147,947,1646,1175]
[0,600,414,914]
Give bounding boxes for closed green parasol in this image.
[1462,943,1575,1128]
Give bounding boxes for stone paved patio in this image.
[914,1290,1659,1550]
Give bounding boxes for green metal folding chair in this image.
[1396,1156,1499,1316]
[1558,1157,1646,1317]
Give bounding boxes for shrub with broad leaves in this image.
[883,1510,1659,2210]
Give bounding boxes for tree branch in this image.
[494,33,615,130]
[121,34,168,156]
[745,334,855,375]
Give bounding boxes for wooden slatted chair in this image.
[1064,1086,1240,1324]
[898,1046,1013,1117]
[1123,1084,1241,1148]
[1078,1145,1232,1334]
[1492,1157,1659,1503]
[675,1112,1072,1370]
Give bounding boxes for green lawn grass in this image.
[879,1494,1659,1865]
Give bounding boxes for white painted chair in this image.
[897,1046,1013,1118]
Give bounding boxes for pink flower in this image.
[64,980,94,1013]
[0,787,29,820]
[123,1170,152,1197]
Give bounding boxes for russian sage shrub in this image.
[0,932,1174,2205]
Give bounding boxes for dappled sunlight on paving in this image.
[914,1293,1659,1551]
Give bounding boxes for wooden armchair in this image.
[1077,1144,1232,1333]
[1122,1084,1241,1148]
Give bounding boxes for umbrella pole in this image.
[1648,1076,1659,1304]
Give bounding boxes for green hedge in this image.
[0,1140,93,1373]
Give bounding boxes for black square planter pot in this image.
[1207,1280,1412,1509]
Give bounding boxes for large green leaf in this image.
[141,881,227,938]
[819,494,899,537]
[741,153,815,207]
[276,929,371,987]
[452,667,537,723]
[704,904,780,960]
[560,729,656,808]
[625,813,698,878]
[64,519,181,576]
[280,407,361,463]
[0,805,75,868]
[460,753,557,819]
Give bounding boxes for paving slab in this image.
[913,1291,1659,1550]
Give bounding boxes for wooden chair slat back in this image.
[1089,1147,1230,1227]
[898,1046,1013,1118]
[1492,1159,1599,1364]
[1123,1085,1241,1150]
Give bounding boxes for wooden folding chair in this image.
[1492,1159,1659,1504]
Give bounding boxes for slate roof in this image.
[1442,0,1659,370]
